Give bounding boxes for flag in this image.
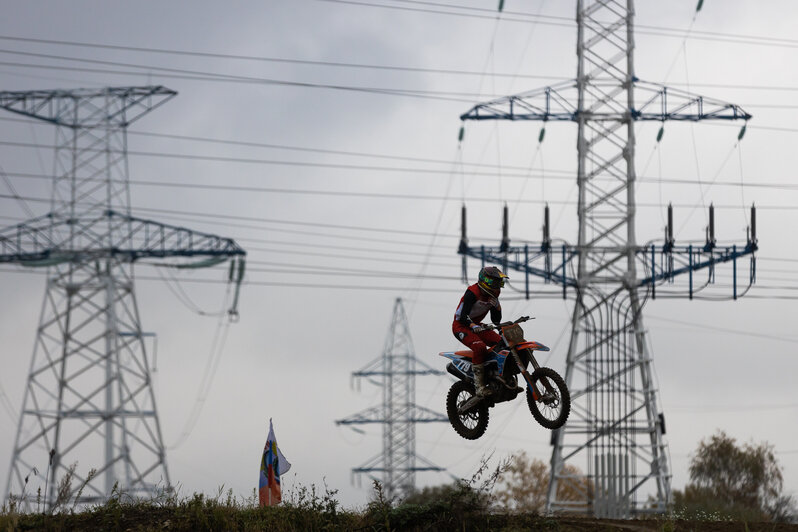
[259,418,291,507]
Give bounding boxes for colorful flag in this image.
[259,418,291,507]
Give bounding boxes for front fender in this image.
[516,341,550,352]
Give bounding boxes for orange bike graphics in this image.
[439,350,476,359]
[515,341,549,351]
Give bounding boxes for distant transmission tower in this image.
[336,298,447,500]
[457,0,754,517]
[0,87,246,509]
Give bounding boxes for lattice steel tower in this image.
[0,87,245,509]
[457,0,752,517]
[336,298,447,500]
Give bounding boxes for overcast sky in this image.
[0,0,797,509]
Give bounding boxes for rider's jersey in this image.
[453,284,502,327]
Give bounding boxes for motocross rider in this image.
[452,266,508,398]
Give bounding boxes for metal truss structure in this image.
[336,298,447,500]
[1,86,246,510]
[457,0,753,518]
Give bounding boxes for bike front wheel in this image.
[446,380,489,440]
[526,367,570,429]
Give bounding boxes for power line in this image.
[0,267,471,292]
[5,266,798,299]
[0,59,486,104]
[0,42,566,82]
[3,6,798,55]
[10,170,794,208]
[646,314,798,345]
[665,402,798,413]
[0,139,556,178]
[4,44,798,102]
[316,0,798,51]
[4,192,797,217]
[4,158,798,195]
[239,238,458,261]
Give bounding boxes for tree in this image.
[674,430,796,522]
[494,451,590,513]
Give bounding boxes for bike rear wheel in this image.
[446,380,489,440]
[526,367,570,429]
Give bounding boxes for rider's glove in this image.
[471,323,485,333]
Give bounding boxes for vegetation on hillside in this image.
[2,434,796,531]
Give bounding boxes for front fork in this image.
[511,347,541,400]
[511,347,554,402]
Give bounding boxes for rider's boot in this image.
[497,375,524,393]
[473,363,493,398]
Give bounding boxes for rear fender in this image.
[439,350,474,362]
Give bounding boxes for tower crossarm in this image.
[335,404,447,425]
[459,80,751,123]
[353,356,444,378]
[335,405,385,425]
[461,241,756,299]
[0,210,244,265]
[0,86,177,128]
[460,243,579,291]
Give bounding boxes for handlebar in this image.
[478,316,534,331]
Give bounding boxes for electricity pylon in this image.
[457,1,754,517]
[336,298,447,500]
[0,86,246,510]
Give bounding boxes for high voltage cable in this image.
[4,7,798,53]
[247,265,460,281]
[5,267,798,300]
[245,258,456,275]
[0,253,795,290]
[244,246,458,264]
[646,314,798,345]
[0,205,471,247]
[0,252,791,285]
[4,146,798,192]
[134,205,464,239]
[4,114,798,176]
[2,171,575,203]
[3,51,798,99]
[4,47,798,99]
[237,238,458,261]
[4,193,798,224]
[0,59,487,104]
[0,115,561,172]
[317,0,798,51]
[0,193,476,242]
[0,43,566,82]
[7,171,794,208]
[6,167,798,194]
[0,139,558,178]
[250,248,455,267]
[0,267,470,292]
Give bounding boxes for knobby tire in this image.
[446,379,489,440]
[526,367,570,430]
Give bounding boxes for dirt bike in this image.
[439,316,570,440]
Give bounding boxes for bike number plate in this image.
[502,324,524,345]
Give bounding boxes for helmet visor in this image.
[485,276,505,289]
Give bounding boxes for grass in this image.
[4,489,797,532]
[2,459,796,531]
